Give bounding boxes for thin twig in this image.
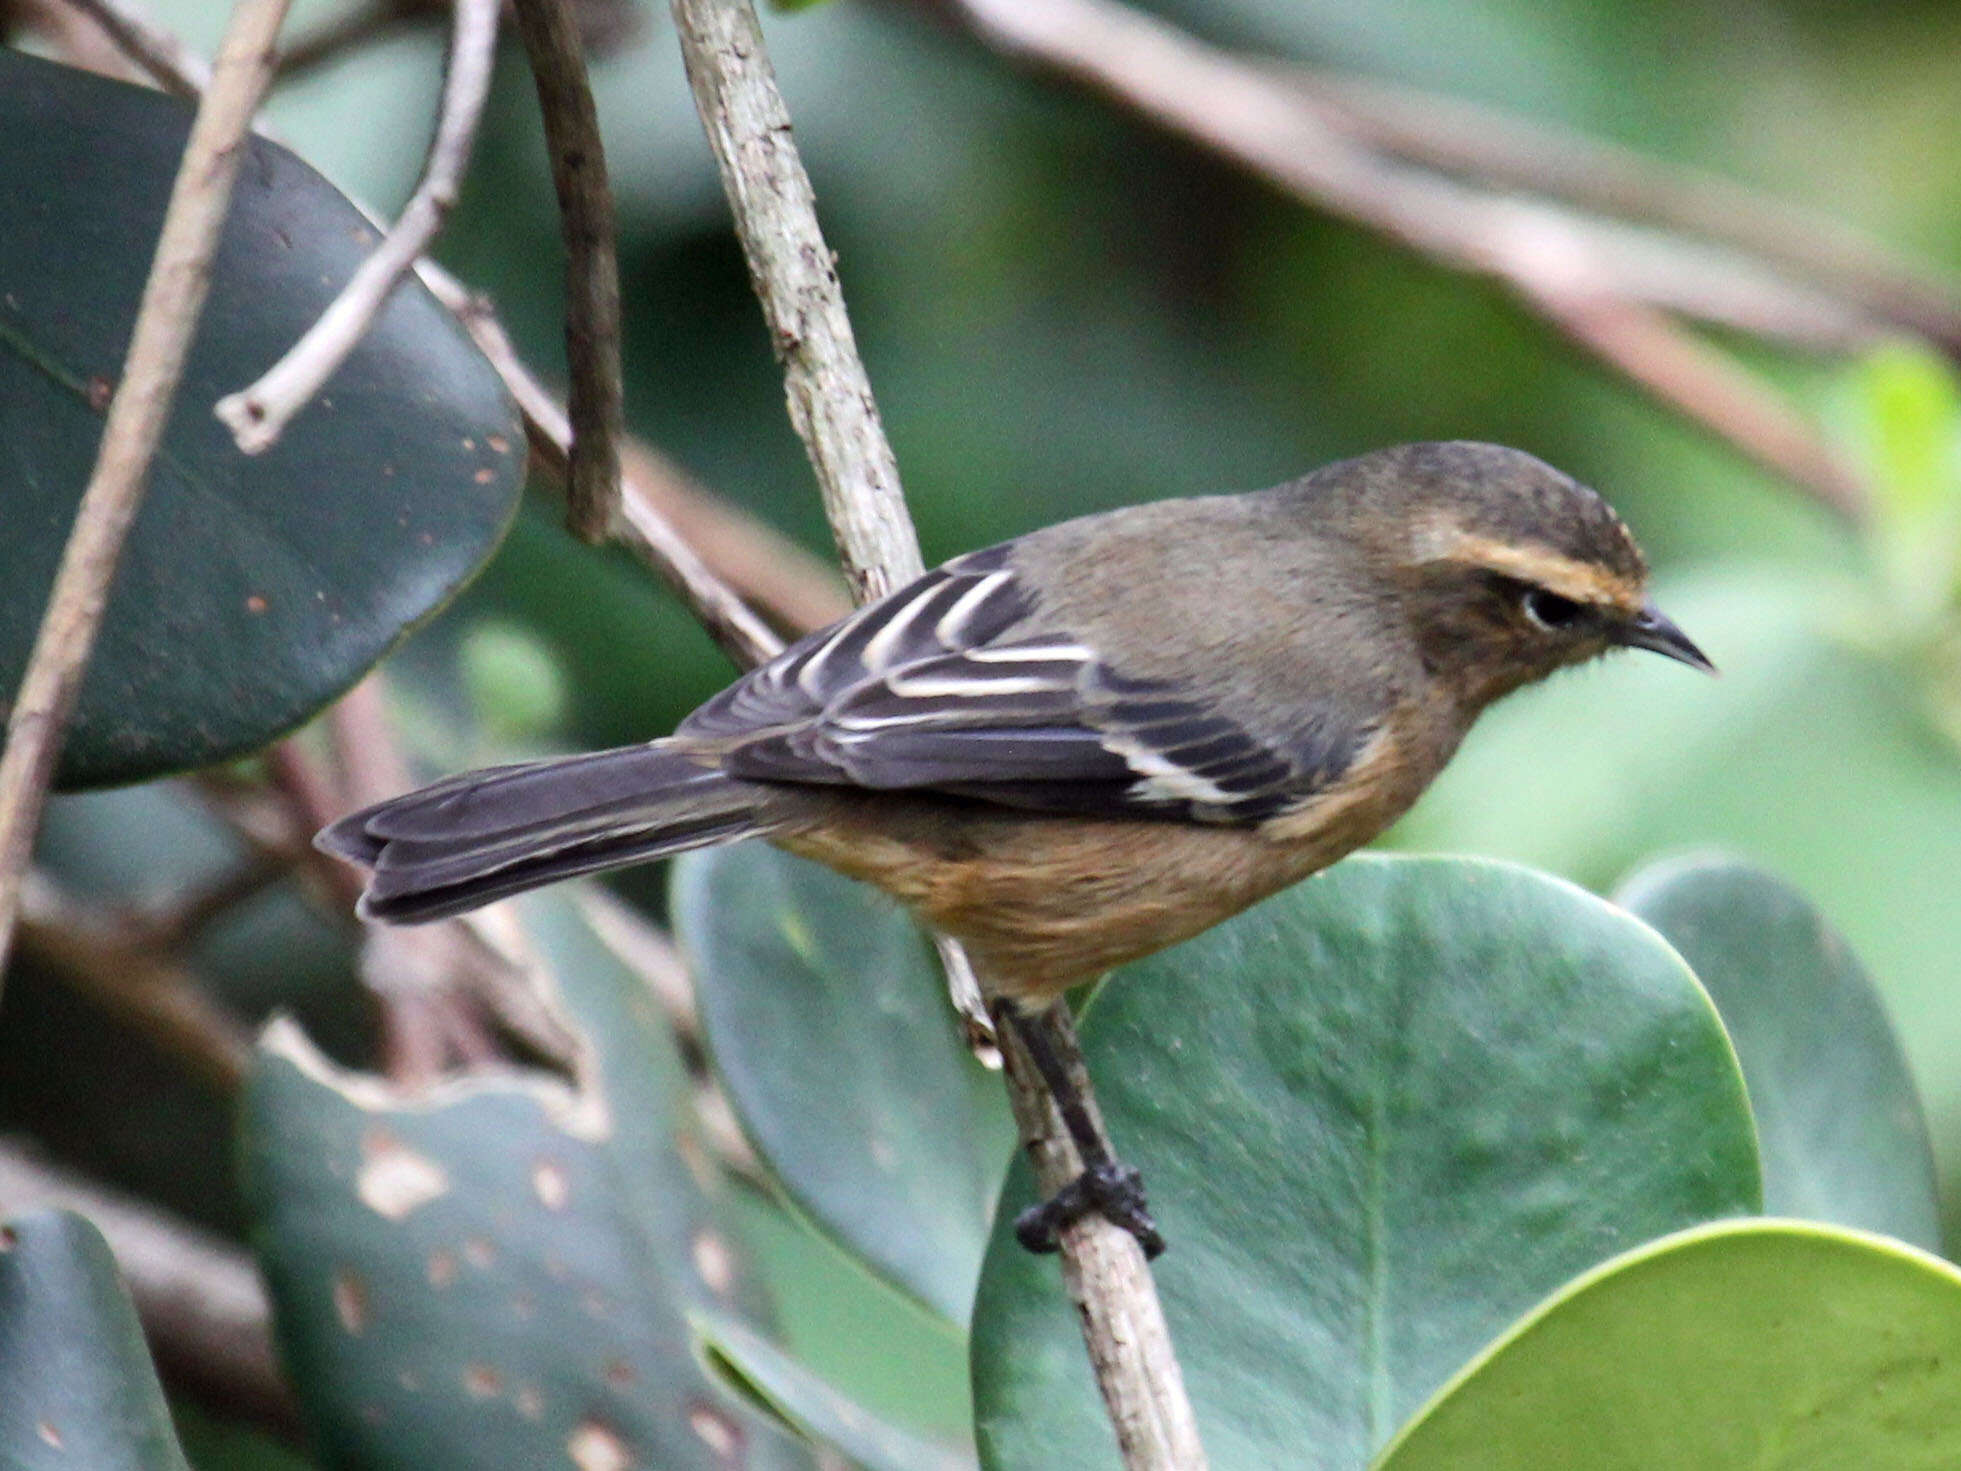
[669,3,1192,1462]
[16,873,255,1094]
[939,0,1869,522]
[0,1137,298,1440]
[510,0,624,544]
[0,0,292,988]
[442,280,791,666]
[273,0,437,82]
[670,0,925,605]
[216,0,500,453]
[44,4,805,674]
[51,0,208,93]
[994,1005,1206,1469]
[1287,67,1961,356]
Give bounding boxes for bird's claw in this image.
[1013,1160,1166,1259]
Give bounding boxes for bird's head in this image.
[1310,442,1713,708]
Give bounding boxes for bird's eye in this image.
[1521,588,1585,631]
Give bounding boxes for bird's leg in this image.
[999,999,1165,1259]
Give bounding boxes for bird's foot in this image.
[1013,1159,1165,1259]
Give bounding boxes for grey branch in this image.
[434,280,790,667]
[942,0,1869,521]
[510,0,625,544]
[215,0,500,453]
[51,0,208,94]
[670,0,925,605]
[0,1138,297,1439]
[49,0,800,683]
[0,0,292,985]
[668,4,1199,1465]
[16,874,254,1095]
[995,1008,1208,1469]
[1287,67,1961,355]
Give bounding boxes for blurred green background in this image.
[17,0,1961,1454]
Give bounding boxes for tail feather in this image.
[317,742,777,924]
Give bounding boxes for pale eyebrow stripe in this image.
[1410,523,1641,607]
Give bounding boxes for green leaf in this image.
[1397,566,1961,1222]
[1618,854,1940,1251]
[0,51,523,787]
[971,854,1760,1471]
[674,844,1015,1326]
[1377,1219,1961,1469]
[240,890,809,1471]
[0,1210,190,1470]
[693,1312,974,1471]
[1838,339,1961,620]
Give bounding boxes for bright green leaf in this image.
[0,1210,190,1470]
[0,51,523,786]
[1378,1219,1961,1470]
[675,844,1015,1326]
[1619,853,1940,1250]
[972,855,1760,1470]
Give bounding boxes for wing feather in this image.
[677,542,1364,822]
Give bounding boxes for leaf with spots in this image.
[0,1210,190,1470]
[673,844,1015,1326]
[240,890,811,1470]
[0,51,523,787]
[970,855,1761,1470]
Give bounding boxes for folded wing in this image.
[678,544,1364,823]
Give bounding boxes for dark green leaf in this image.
[1618,854,1940,1250]
[971,854,1760,1470]
[1378,1220,1961,1469]
[241,890,808,1470]
[674,844,1015,1326]
[693,1311,973,1471]
[0,51,523,786]
[0,1209,189,1470]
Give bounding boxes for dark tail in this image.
[316,742,777,924]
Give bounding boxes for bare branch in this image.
[273,0,439,83]
[433,277,792,665]
[0,0,292,987]
[940,0,1869,521]
[50,0,208,94]
[0,1138,298,1440]
[1287,68,1961,356]
[16,874,255,1094]
[510,0,624,544]
[670,0,925,603]
[994,1006,1207,1469]
[668,3,1194,1461]
[215,0,500,453]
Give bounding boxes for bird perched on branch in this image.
[320,441,1712,1255]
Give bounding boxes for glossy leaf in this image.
[0,1210,189,1470]
[0,51,523,786]
[241,890,808,1470]
[674,844,1015,1325]
[1378,1219,1961,1469]
[971,854,1760,1470]
[1397,568,1961,1220]
[1619,854,1940,1250]
[694,1311,974,1471]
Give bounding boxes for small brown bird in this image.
[321,441,1710,1253]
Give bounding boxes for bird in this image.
[319,441,1712,1255]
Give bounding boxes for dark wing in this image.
[677,544,1364,823]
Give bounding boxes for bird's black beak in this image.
[1617,602,1716,674]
